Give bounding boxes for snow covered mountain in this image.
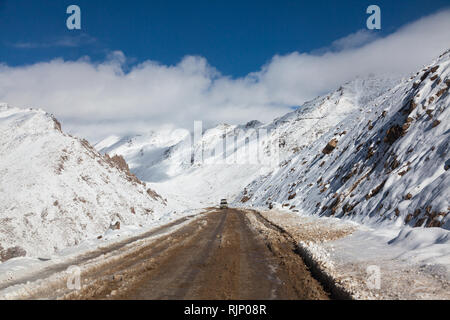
[96,76,397,208]
[0,104,170,260]
[95,50,449,231]
[263,75,399,160]
[96,123,270,207]
[240,50,450,230]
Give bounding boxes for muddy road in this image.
[61,208,330,300]
[15,209,329,300]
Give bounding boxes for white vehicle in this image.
[220,199,228,209]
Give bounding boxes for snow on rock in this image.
[0,105,170,260]
[241,49,450,231]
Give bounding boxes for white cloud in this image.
[1,9,450,142]
[330,29,379,51]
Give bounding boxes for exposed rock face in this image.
[0,246,27,262]
[245,120,263,128]
[105,154,142,184]
[110,221,121,231]
[322,138,338,154]
[384,125,403,144]
[109,154,130,172]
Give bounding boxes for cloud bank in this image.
[1,9,450,142]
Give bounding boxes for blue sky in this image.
[1,1,450,140]
[1,0,449,77]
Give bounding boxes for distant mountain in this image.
[96,75,398,208]
[0,105,169,260]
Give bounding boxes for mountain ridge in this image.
[239,49,450,230]
[0,105,170,259]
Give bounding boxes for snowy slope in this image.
[95,130,190,182]
[264,75,398,161]
[0,104,170,260]
[241,50,450,230]
[96,76,396,207]
[96,123,269,207]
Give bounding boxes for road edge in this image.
[248,209,354,300]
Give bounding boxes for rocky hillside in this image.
[239,50,450,230]
[0,104,169,260]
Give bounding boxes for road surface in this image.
[13,208,330,300]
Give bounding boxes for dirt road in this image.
[59,208,329,300]
[8,209,329,300]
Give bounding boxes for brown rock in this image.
[402,122,410,132]
[366,180,387,200]
[420,70,431,81]
[322,138,338,154]
[427,219,442,228]
[405,214,413,224]
[384,125,403,144]
[53,117,62,132]
[0,246,27,262]
[110,221,121,230]
[432,120,441,128]
[436,87,447,97]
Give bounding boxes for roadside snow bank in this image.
[258,209,450,299]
